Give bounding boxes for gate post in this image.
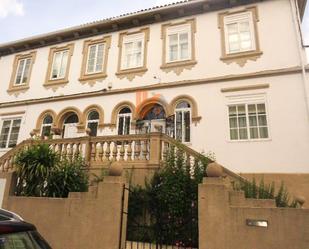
[198,177,230,249]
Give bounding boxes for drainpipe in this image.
[289,0,309,121]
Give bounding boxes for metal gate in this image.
[123,186,198,249]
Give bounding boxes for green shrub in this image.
[233,178,298,208]
[15,144,59,197]
[14,144,88,197]
[127,147,211,246]
[46,157,88,198]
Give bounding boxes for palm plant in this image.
[15,144,59,196]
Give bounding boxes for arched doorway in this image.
[136,104,167,133]
[62,113,79,138]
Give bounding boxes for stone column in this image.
[148,132,162,166]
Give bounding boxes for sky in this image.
[0,0,308,59]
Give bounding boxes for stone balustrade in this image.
[0,132,246,183]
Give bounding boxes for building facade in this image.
[0,0,308,173]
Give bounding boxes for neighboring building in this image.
[0,0,308,173]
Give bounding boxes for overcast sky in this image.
[0,0,308,59]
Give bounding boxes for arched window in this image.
[87,111,99,136]
[41,115,53,137]
[142,104,166,120]
[175,101,191,142]
[63,113,79,138]
[118,108,131,135]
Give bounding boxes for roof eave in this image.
[0,0,268,56]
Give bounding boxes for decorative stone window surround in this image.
[170,95,201,125]
[33,95,201,135]
[110,101,136,130]
[81,105,105,130]
[7,51,37,96]
[44,43,74,89]
[79,36,111,85]
[116,27,150,81]
[218,6,262,67]
[161,18,197,75]
[54,107,84,133]
[33,109,57,135]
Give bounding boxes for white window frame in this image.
[0,117,22,150]
[40,116,53,137]
[226,94,270,142]
[86,43,105,75]
[223,11,256,55]
[121,33,145,70]
[117,113,132,135]
[175,106,191,143]
[87,117,99,136]
[14,58,32,86]
[166,23,192,63]
[50,50,69,80]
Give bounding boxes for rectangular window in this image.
[224,12,255,54]
[166,24,191,63]
[121,33,144,70]
[0,118,22,149]
[51,50,69,80]
[45,44,73,86]
[8,51,36,94]
[175,109,191,143]
[87,122,98,136]
[15,58,32,85]
[118,115,131,135]
[228,103,268,140]
[86,43,105,74]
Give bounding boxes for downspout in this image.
[289,0,309,121]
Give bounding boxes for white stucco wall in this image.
[0,0,305,102]
[1,72,309,173]
[0,0,308,173]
